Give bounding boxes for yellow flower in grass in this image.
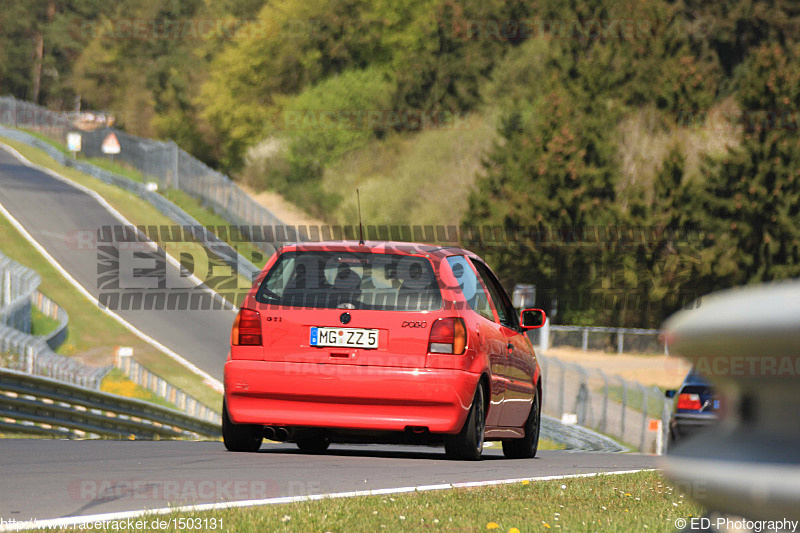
[509,528,521,533]
[487,522,500,530]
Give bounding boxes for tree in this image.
[199,0,388,170]
[698,44,800,287]
[465,83,623,325]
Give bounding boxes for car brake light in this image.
[428,318,466,355]
[231,308,262,346]
[677,393,702,410]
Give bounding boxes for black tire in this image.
[502,386,541,459]
[445,384,486,460]
[296,433,331,453]
[222,400,263,452]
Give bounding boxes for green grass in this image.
[30,306,61,337]
[0,135,223,412]
[20,128,71,156]
[605,384,668,420]
[32,470,701,532]
[539,438,567,451]
[101,368,179,411]
[321,117,496,228]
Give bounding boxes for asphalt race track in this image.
[0,440,656,521]
[0,144,233,382]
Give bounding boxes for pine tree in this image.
[699,44,800,286]
[465,85,622,324]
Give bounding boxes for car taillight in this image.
[428,318,466,355]
[677,393,702,410]
[231,308,262,346]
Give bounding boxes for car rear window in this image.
[255,251,443,311]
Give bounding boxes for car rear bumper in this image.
[670,413,718,439]
[224,360,480,433]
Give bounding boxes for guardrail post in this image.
[2,270,10,307]
[601,371,609,433]
[581,328,588,351]
[558,360,566,416]
[661,395,671,454]
[617,331,624,354]
[620,378,627,443]
[576,376,588,425]
[540,317,550,353]
[639,383,648,452]
[171,141,179,190]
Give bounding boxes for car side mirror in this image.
[520,308,546,330]
[665,389,676,399]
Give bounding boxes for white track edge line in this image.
[0,469,653,531]
[0,141,225,392]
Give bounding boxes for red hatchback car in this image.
[223,240,545,460]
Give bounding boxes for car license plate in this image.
[310,327,379,349]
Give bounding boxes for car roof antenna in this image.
[357,188,365,246]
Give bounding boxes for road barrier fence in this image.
[1,250,111,388]
[538,353,671,453]
[115,350,220,424]
[0,367,220,439]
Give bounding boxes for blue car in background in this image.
[665,369,720,442]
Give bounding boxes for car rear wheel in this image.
[445,384,485,460]
[502,387,540,459]
[222,400,263,452]
[296,433,331,453]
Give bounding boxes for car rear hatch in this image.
[252,249,444,368]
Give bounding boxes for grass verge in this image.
[100,368,178,410]
[33,470,701,532]
[30,306,60,337]
[606,384,667,420]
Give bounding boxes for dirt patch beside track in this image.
[542,347,692,389]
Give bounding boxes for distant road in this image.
[0,144,233,382]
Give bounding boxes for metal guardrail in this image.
[32,290,69,351]
[0,249,110,388]
[116,353,220,424]
[538,354,670,453]
[661,280,800,524]
[0,251,39,333]
[0,367,220,439]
